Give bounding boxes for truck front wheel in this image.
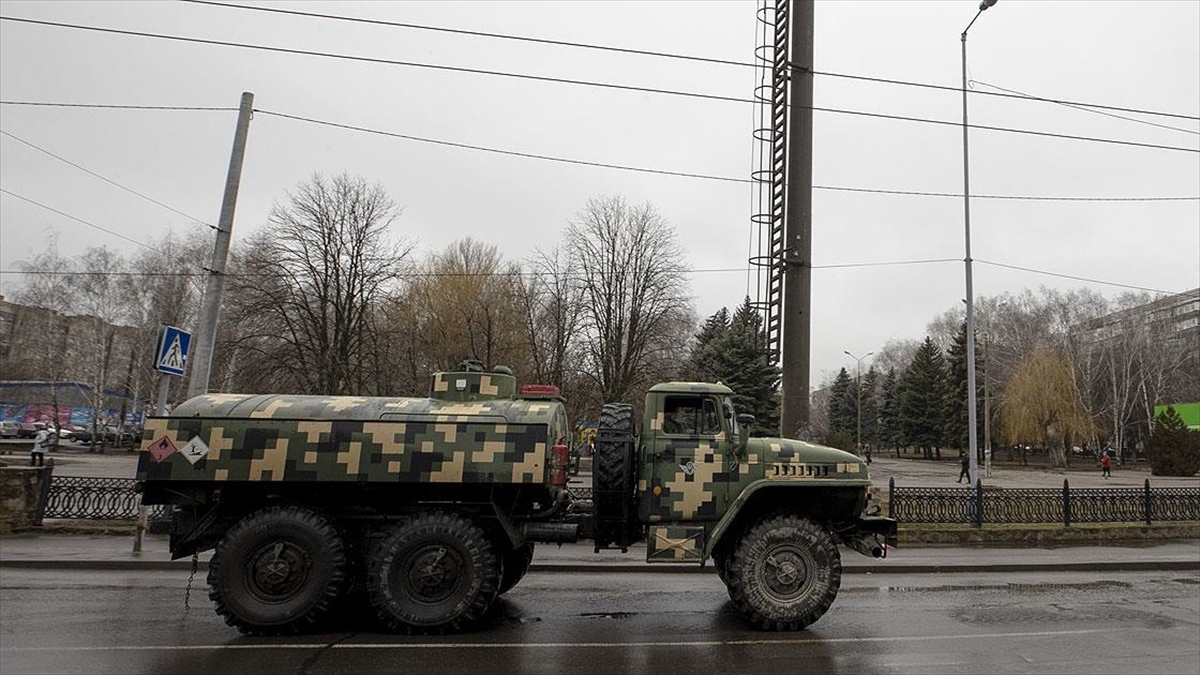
[367,512,500,632]
[725,514,841,630]
[208,506,347,635]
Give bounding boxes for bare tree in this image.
[565,196,693,404]
[520,245,585,389]
[226,173,410,395]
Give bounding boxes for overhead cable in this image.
[0,187,160,252]
[259,108,1200,200]
[0,129,214,226]
[180,1,1200,123]
[181,0,754,69]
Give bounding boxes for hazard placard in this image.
[148,436,178,463]
[180,437,211,465]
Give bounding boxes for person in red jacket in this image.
[1100,450,1112,479]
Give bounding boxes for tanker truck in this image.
[137,361,896,634]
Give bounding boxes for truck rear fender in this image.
[706,479,871,560]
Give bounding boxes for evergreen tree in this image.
[879,367,902,454]
[900,337,947,459]
[942,322,983,457]
[682,308,730,381]
[828,368,856,438]
[860,366,881,450]
[681,299,780,436]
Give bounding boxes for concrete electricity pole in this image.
[187,91,254,398]
[780,0,814,439]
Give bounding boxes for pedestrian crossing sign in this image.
[155,325,192,377]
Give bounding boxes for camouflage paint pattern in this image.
[646,524,705,562]
[638,383,870,525]
[137,371,570,486]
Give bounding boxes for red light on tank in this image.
[521,384,561,397]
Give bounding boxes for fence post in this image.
[1144,479,1152,526]
[1063,478,1071,527]
[973,479,983,528]
[888,477,895,518]
[33,466,54,526]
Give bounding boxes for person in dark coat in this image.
[957,451,971,483]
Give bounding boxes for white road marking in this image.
[0,627,1157,653]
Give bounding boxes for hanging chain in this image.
[184,553,200,611]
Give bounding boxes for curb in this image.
[2,559,1196,574]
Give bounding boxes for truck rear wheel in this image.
[367,512,500,632]
[208,506,346,635]
[594,402,638,548]
[725,514,841,630]
[497,543,534,596]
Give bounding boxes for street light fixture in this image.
[961,0,998,485]
[844,350,874,459]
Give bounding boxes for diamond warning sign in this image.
[148,436,178,463]
[180,437,211,465]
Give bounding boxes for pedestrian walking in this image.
[30,424,51,467]
[1100,450,1112,479]
[957,451,970,483]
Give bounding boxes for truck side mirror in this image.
[736,413,755,458]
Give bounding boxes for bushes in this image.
[1147,406,1200,477]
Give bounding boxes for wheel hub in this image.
[408,546,461,601]
[249,541,309,600]
[762,549,810,599]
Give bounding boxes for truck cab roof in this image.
[647,382,734,396]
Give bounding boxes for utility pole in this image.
[187,91,254,398]
[780,0,814,439]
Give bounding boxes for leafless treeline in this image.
[4,175,696,423]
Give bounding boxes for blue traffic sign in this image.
[155,325,192,377]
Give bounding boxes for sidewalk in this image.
[1,531,1196,574]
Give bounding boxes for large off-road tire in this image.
[725,514,841,631]
[367,511,500,633]
[594,402,638,548]
[496,543,535,596]
[208,505,347,635]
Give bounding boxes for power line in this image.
[254,109,750,184]
[4,16,1195,154]
[0,100,235,111]
[3,258,1185,296]
[183,1,1200,125]
[0,129,214,227]
[807,68,1200,123]
[969,80,1200,136]
[809,105,1199,154]
[0,188,159,253]
[181,0,754,69]
[976,259,1178,295]
[260,108,1200,201]
[0,16,753,105]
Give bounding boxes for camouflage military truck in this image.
[137,361,896,635]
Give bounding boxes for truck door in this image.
[643,394,732,524]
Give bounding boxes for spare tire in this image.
[593,402,640,549]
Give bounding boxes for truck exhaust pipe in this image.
[845,535,885,559]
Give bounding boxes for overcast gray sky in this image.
[1,0,1197,386]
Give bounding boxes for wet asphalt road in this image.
[1,568,1197,675]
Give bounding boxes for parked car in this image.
[101,426,134,448]
[16,422,45,439]
[71,427,96,444]
[0,421,18,438]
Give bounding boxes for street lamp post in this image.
[962,0,998,485]
[844,350,874,459]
